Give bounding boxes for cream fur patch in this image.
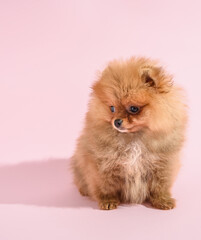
[123,142,142,167]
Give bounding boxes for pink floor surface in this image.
[0,0,201,239]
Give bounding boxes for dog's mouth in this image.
[113,126,129,133]
[112,123,131,133]
[112,123,143,133]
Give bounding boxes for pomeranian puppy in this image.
[71,57,187,210]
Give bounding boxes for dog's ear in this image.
[141,68,156,87]
[92,80,102,98]
[92,68,119,104]
[92,80,115,105]
[140,66,173,93]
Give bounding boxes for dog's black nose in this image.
[114,119,123,128]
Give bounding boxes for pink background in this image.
[0,0,201,239]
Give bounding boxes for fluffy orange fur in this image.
[71,57,187,210]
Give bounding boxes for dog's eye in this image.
[110,106,115,112]
[129,106,140,114]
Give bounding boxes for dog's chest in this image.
[122,142,142,169]
[100,140,152,203]
[116,141,151,203]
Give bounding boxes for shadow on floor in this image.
[0,158,98,209]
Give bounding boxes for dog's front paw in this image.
[150,196,176,210]
[99,199,119,210]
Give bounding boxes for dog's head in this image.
[91,57,174,133]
